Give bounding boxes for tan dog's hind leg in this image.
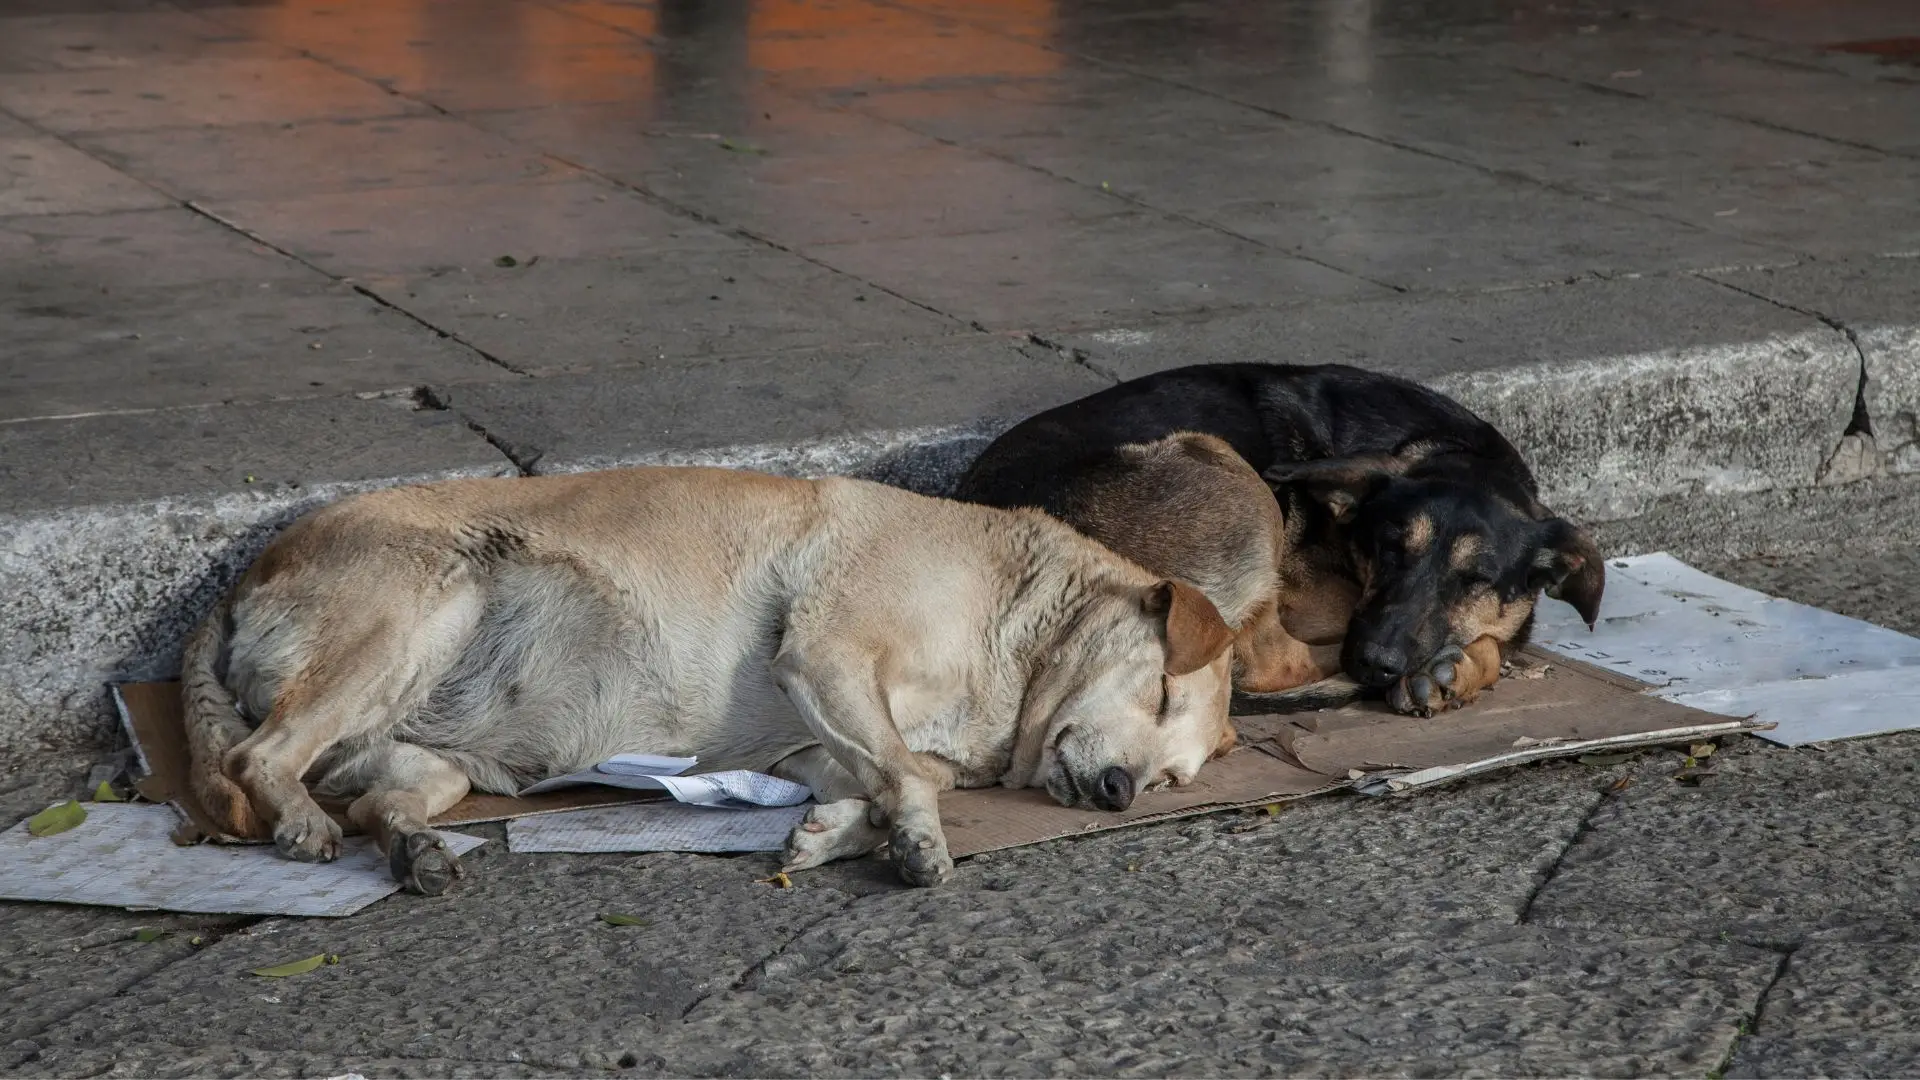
[771,648,954,887]
[1232,598,1346,694]
[341,743,472,895]
[228,586,481,864]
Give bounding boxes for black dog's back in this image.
[954,363,1536,510]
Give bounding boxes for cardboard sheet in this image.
[1530,553,1920,745]
[109,648,1759,867]
[0,803,485,918]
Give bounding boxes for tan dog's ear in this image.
[1144,580,1234,677]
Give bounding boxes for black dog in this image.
[954,363,1604,715]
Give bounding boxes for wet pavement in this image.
[5,0,1920,429]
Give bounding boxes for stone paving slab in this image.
[5,276,507,421]
[0,8,288,74]
[364,247,959,374]
[77,115,565,203]
[808,210,1385,330]
[433,336,1107,476]
[1524,731,1920,949]
[198,174,737,278]
[1710,259,1920,476]
[0,129,168,216]
[0,56,423,134]
[1725,943,1920,1078]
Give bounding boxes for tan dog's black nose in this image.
[1093,766,1134,811]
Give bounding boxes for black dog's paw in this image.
[1386,643,1467,718]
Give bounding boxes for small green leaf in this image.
[189,936,205,946]
[133,928,167,943]
[716,139,768,155]
[598,913,648,927]
[250,953,339,977]
[1262,802,1283,817]
[93,781,124,802]
[1578,752,1637,767]
[28,800,87,837]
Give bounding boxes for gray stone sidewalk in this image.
[5,1,1920,1075]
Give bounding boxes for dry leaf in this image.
[1578,752,1636,767]
[1690,742,1717,759]
[27,800,87,837]
[1607,775,1634,793]
[1673,766,1715,787]
[251,953,339,978]
[92,781,124,803]
[598,913,648,927]
[756,872,793,889]
[1512,735,1569,749]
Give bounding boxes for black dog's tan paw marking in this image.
[1387,643,1467,718]
[390,830,465,895]
[888,819,953,888]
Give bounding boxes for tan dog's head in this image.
[1009,579,1235,812]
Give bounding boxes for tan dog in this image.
[180,466,1235,892]
[963,432,1344,708]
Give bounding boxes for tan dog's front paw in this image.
[272,804,343,863]
[888,817,953,887]
[782,798,886,873]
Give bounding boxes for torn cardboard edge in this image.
[111,647,1769,862]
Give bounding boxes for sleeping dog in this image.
[954,362,1604,716]
[181,466,1235,892]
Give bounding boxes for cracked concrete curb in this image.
[3,324,1916,756]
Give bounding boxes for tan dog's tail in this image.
[181,596,269,841]
[1232,674,1363,714]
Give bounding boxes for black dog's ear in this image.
[1262,454,1408,523]
[1530,518,1606,629]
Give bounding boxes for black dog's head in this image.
[1267,454,1605,689]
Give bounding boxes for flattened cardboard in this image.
[115,647,1766,861]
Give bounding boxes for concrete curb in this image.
[3,330,1913,756]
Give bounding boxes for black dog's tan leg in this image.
[1388,635,1506,717]
[343,743,472,896]
[771,648,953,887]
[1233,598,1346,694]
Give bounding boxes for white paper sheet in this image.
[517,752,811,807]
[507,802,810,853]
[0,803,486,917]
[1531,553,1920,746]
